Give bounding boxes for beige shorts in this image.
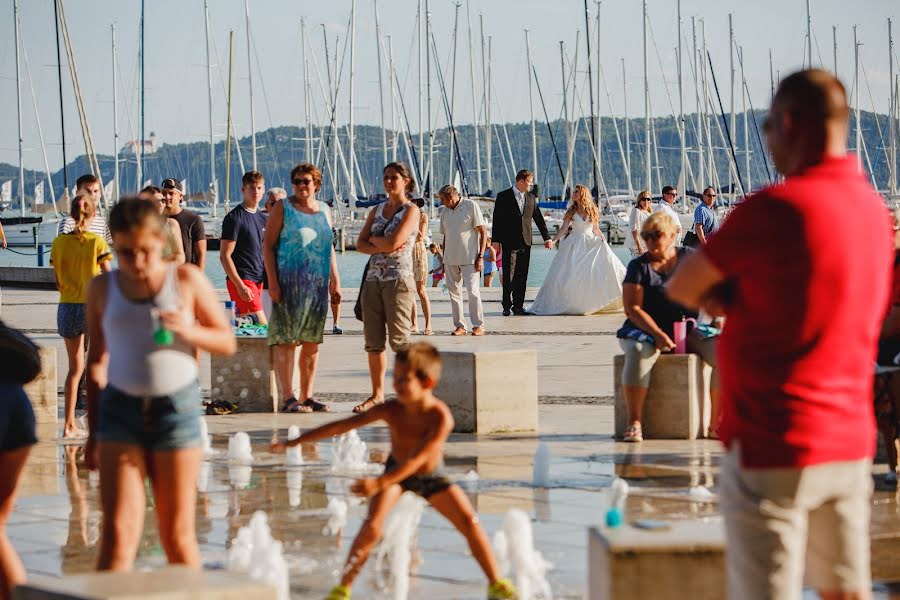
[361,276,416,353]
[720,443,872,599]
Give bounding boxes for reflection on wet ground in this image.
[11,406,900,599]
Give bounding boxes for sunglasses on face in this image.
[664,192,676,197]
[639,196,651,201]
[292,178,314,186]
[704,193,717,198]
[640,230,664,242]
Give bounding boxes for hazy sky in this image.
[0,0,896,172]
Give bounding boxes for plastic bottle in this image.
[224,300,237,329]
[605,477,630,528]
[150,307,174,346]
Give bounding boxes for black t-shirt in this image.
[169,209,206,266]
[622,247,697,338]
[221,204,267,283]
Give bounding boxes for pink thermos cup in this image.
[673,318,697,354]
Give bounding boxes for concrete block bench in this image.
[613,353,711,440]
[588,522,725,600]
[209,337,297,413]
[434,350,538,434]
[23,346,57,424]
[13,566,277,599]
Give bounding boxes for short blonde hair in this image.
[641,211,679,236]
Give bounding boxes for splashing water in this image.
[286,425,303,466]
[199,417,216,457]
[689,486,716,501]
[493,509,553,600]
[227,511,289,600]
[373,492,427,600]
[228,432,253,464]
[322,497,348,536]
[229,465,252,490]
[287,470,303,508]
[532,443,551,488]
[331,430,368,474]
[197,462,211,493]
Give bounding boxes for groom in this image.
[492,169,552,315]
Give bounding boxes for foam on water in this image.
[199,417,216,457]
[532,443,551,488]
[372,492,426,600]
[689,486,716,501]
[493,509,553,600]
[197,462,211,493]
[287,470,303,508]
[227,511,289,600]
[322,497,348,536]
[331,430,368,474]
[286,425,303,466]
[229,465,252,490]
[228,432,253,464]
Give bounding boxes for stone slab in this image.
[13,567,277,600]
[209,337,298,413]
[588,523,725,600]
[0,267,57,290]
[434,350,538,434]
[23,346,57,423]
[613,353,710,440]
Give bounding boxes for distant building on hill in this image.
[121,132,157,156]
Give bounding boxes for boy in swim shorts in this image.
[271,342,517,600]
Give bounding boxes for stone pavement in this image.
[4,287,900,598]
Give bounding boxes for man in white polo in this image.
[654,184,683,243]
[439,184,488,336]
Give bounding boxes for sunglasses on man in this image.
[640,230,664,242]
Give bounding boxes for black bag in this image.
[354,259,371,322]
[682,230,700,248]
[0,321,41,384]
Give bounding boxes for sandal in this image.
[623,422,643,443]
[423,328,433,336]
[280,398,312,413]
[353,396,384,413]
[302,398,330,412]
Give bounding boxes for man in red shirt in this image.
[668,69,893,599]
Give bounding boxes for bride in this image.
[529,184,626,315]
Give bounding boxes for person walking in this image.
[220,171,268,325]
[482,238,498,287]
[50,196,113,438]
[439,185,488,336]
[162,178,206,268]
[353,162,420,413]
[491,169,552,315]
[410,197,433,335]
[653,185,683,243]
[57,174,113,246]
[84,198,236,571]
[139,186,185,264]
[625,191,653,257]
[261,187,287,319]
[668,69,892,600]
[264,164,341,413]
[683,187,720,247]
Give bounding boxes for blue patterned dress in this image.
[268,200,333,345]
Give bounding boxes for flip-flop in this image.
[280,398,312,413]
[302,398,330,412]
[353,396,383,413]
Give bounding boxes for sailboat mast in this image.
[349,0,357,200]
[374,0,387,167]
[854,26,861,171]
[525,30,537,183]
[740,46,750,193]
[138,0,144,191]
[225,30,234,206]
[729,13,734,201]
[418,0,424,184]
[204,0,216,217]
[677,0,685,199]
[583,0,598,193]
[890,18,897,196]
[301,19,312,163]
[245,0,256,171]
[560,41,570,198]
[769,48,775,103]
[479,13,490,194]
[53,0,68,196]
[14,0,24,215]
[623,58,632,195]
[833,26,838,75]
[642,0,651,191]
[596,1,602,195]
[465,3,482,193]
[112,24,119,205]
[388,34,398,161]
[806,0,813,68]
[426,4,434,214]
[486,36,493,193]
[447,2,461,187]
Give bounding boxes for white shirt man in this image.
[653,186,683,243]
[439,185,488,336]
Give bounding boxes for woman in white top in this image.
[626,191,653,257]
[84,198,236,571]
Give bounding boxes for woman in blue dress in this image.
[264,163,342,413]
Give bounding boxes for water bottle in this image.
[150,307,174,346]
[224,300,237,330]
[605,478,630,528]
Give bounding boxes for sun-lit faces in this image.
[383,167,409,197]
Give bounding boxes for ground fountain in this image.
[227,511,289,600]
[493,509,553,600]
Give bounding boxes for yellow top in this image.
[50,232,112,304]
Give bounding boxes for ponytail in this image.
[70,195,95,240]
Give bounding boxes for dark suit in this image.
[491,187,551,311]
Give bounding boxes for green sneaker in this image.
[324,584,351,600]
[487,578,518,600]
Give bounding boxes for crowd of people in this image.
[0,67,896,600]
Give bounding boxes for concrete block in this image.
[209,337,297,413]
[23,346,57,424]
[588,522,725,600]
[13,566,278,599]
[434,350,538,434]
[0,266,57,290]
[613,354,710,440]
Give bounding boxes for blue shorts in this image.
[96,382,202,451]
[57,303,86,339]
[0,384,37,451]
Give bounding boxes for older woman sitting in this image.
[617,212,719,442]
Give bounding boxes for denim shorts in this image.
[57,303,86,339]
[0,384,37,451]
[96,382,202,451]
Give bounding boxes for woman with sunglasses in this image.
[626,190,654,257]
[263,163,342,413]
[616,212,718,442]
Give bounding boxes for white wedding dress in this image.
[529,214,626,315]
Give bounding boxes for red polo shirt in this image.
[705,155,893,468]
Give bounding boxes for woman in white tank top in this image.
[83,198,236,571]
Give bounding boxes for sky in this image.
[0,0,897,173]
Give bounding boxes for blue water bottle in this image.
[224,300,237,330]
